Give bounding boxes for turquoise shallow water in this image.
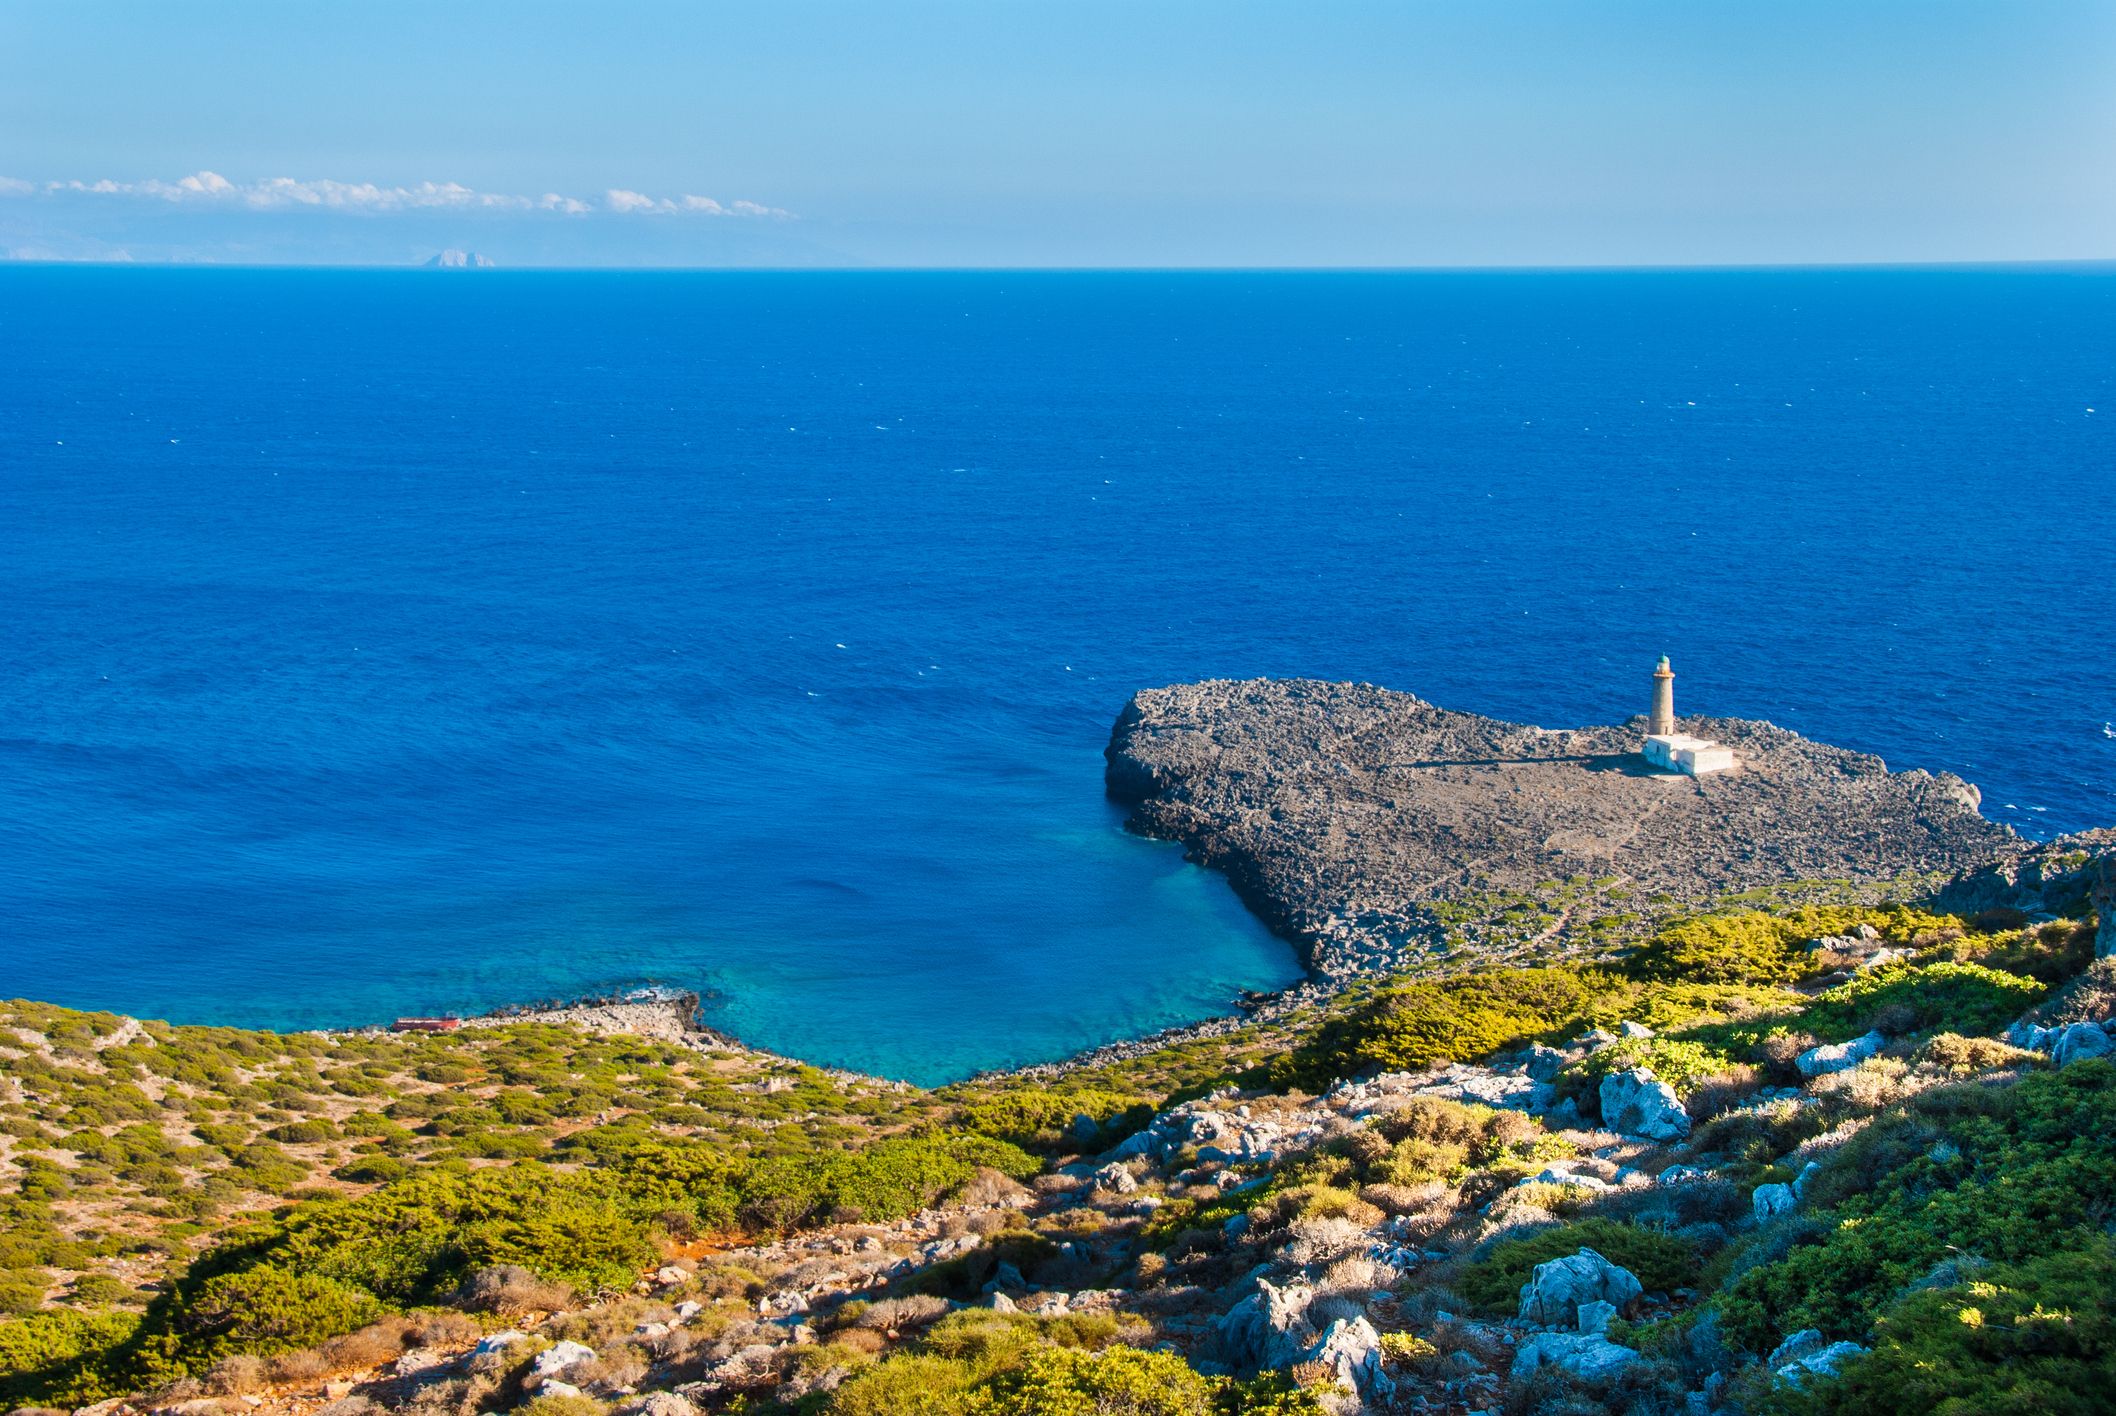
[2,267,2111,1083]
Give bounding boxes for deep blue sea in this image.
[2,267,2112,1083]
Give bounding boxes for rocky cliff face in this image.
[1106,678,2019,979]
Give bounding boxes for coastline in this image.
[29,681,2110,1088]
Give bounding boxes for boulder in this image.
[1510,1332,1642,1382]
[1656,1165,1711,1186]
[1776,1340,1869,1385]
[1217,1278,1318,1371]
[1069,1112,1101,1146]
[1617,1021,1656,1039]
[1791,1160,1823,1199]
[1796,1031,1886,1079]
[1766,1330,1827,1369]
[538,1381,586,1400]
[1303,1316,1395,1398]
[1576,1300,1618,1335]
[531,1340,598,1385]
[2050,1022,2113,1067]
[474,1330,530,1356]
[1752,1183,1796,1220]
[1524,1044,1570,1082]
[1518,1247,1644,1327]
[1599,1068,1691,1142]
[1093,1162,1139,1194]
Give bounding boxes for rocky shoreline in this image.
[1107,678,2026,982]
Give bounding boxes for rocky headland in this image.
[1107,679,2022,980]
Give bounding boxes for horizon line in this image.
[4,256,2115,276]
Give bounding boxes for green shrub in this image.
[1285,969,1590,1085]
[334,1155,410,1185]
[1629,906,1963,986]
[1456,1220,1698,1314]
[947,1086,1153,1151]
[1919,919,2098,987]
[171,1266,386,1363]
[974,1343,1220,1416]
[263,1119,338,1144]
[1762,1241,2116,1416]
[1796,963,2048,1043]
[0,1269,50,1317]
[0,1308,139,1407]
[518,1394,605,1416]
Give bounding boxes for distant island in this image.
[422,250,497,269]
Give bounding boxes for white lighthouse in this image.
[1641,656,1736,776]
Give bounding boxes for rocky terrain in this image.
[1107,679,2021,979]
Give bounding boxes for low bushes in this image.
[1284,969,1592,1086]
[0,1310,139,1407]
[945,1085,1154,1152]
[1793,962,2047,1043]
[1627,905,1963,987]
[0,1130,1039,1403]
[1762,1240,2116,1416]
[819,1311,1324,1416]
[1716,1060,2116,1353]
[1284,965,1789,1089]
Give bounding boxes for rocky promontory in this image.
[1107,679,2021,979]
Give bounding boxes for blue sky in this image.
[3,1,2113,267]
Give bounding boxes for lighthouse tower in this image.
[1649,655,1676,736]
[1641,655,1736,775]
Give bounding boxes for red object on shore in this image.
[390,1017,462,1033]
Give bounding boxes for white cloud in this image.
[26,171,789,218]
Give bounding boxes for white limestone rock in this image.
[1526,1163,1615,1193]
[1576,1300,1618,1336]
[1752,1183,1796,1220]
[531,1340,598,1385]
[1775,1339,1869,1385]
[1510,1332,1642,1382]
[1766,1329,1827,1369]
[1093,1161,1139,1193]
[1524,1044,1570,1082]
[1518,1247,1644,1327]
[1599,1068,1691,1141]
[1796,1030,1886,1079]
[1304,1316,1395,1398]
[2050,1021,2113,1067]
[1217,1278,1319,1371]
